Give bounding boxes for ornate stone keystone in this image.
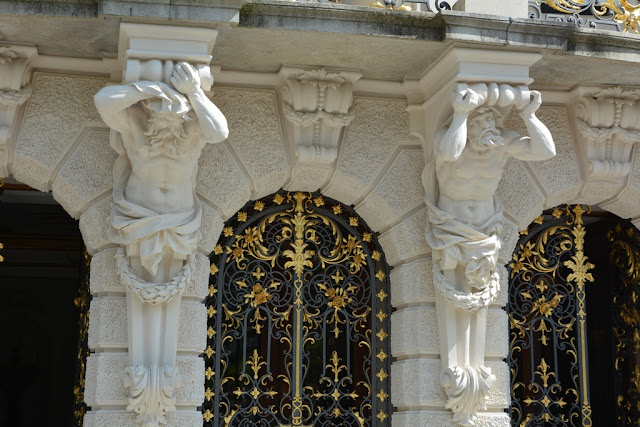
[95,23,228,427]
[0,45,37,177]
[574,86,640,181]
[279,66,361,165]
[405,48,555,426]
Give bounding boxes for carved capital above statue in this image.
[279,67,361,165]
[575,86,640,181]
[424,82,555,425]
[0,45,37,177]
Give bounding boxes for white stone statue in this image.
[94,61,228,426]
[424,83,555,425]
[95,62,228,300]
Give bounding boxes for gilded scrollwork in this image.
[608,224,640,424]
[508,205,593,427]
[203,191,391,426]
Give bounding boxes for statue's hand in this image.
[452,88,485,114]
[170,62,201,96]
[521,90,542,117]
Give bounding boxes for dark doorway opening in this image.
[0,194,86,427]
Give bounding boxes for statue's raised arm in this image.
[170,62,229,143]
[506,90,556,161]
[437,87,487,162]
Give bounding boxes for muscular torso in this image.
[435,140,509,226]
[121,105,203,214]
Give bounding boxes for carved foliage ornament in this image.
[576,87,640,181]
[281,68,360,164]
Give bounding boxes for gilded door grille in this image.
[508,205,594,426]
[73,250,91,426]
[608,224,640,424]
[202,191,391,426]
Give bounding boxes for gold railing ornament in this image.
[532,0,640,33]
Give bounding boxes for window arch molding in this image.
[202,190,392,426]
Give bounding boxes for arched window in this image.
[202,191,392,426]
[508,205,640,426]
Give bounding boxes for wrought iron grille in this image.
[508,205,594,426]
[203,191,391,426]
[72,250,91,426]
[608,224,640,424]
[508,206,640,425]
[529,0,640,33]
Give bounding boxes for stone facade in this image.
[2,1,640,426]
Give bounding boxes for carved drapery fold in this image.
[280,67,361,165]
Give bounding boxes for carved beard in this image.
[144,113,189,159]
[469,128,504,153]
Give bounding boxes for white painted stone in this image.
[391,357,447,408]
[173,355,206,405]
[601,138,640,219]
[85,352,130,406]
[576,181,623,206]
[284,165,331,192]
[198,201,225,255]
[196,141,251,220]
[393,410,510,427]
[485,309,509,359]
[79,196,115,255]
[493,264,509,308]
[391,306,439,358]
[13,73,105,191]
[87,297,206,353]
[214,88,288,199]
[84,410,202,427]
[280,67,360,166]
[498,216,520,265]
[497,158,545,230]
[52,129,115,218]
[392,410,453,427]
[357,148,425,232]
[184,251,211,299]
[90,248,125,295]
[88,296,128,351]
[504,107,581,208]
[177,301,207,353]
[485,360,510,408]
[325,97,419,205]
[378,206,430,267]
[85,353,205,406]
[389,258,435,308]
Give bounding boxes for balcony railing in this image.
[529,0,640,33]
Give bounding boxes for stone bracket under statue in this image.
[94,24,228,427]
[418,76,555,424]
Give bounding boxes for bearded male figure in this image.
[424,84,555,425]
[95,62,229,288]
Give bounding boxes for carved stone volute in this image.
[575,86,640,181]
[0,45,37,177]
[280,67,361,165]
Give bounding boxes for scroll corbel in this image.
[424,82,556,425]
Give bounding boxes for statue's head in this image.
[143,110,189,157]
[467,107,504,152]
